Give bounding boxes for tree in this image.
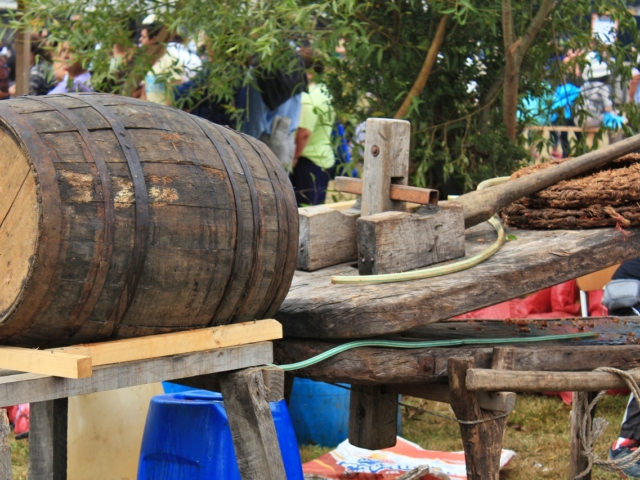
[9,0,640,193]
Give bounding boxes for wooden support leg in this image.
[28,398,68,480]
[569,391,597,480]
[0,409,11,480]
[219,367,286,480]
[448,348,515,480]
[349,384,397,450]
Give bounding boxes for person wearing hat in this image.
[579,51,625,140]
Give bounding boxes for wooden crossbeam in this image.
[54,320,282,367]
[466,367,640,392]
[334,176,439,205]
[0,320,282,378]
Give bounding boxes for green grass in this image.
[300,393,631,479]
[7,394,631,478]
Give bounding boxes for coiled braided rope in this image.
[577,367,640,478]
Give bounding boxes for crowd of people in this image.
[520,49,633,157]
[0,17,342,206]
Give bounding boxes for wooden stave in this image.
[0,93,298,347]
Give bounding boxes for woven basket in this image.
[500,153,640,229]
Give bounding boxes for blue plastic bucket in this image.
[288,379,403,448]
[137,390,303,480]
[288,378,350,447]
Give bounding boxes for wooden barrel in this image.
[0,93,298,347]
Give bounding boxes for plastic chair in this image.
[576,264,620,317]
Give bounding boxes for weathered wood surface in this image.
[467,367,640,392]
[176,365,285,402]
[277,222,640,338]
[0,93,297,347]
[0,342,272,406]
[348,385,398,450]
[298,203,360,271]
[449,357,507,480]
[28,399,68,480]
[0,410,10,480]
[356,204,465,275]
[454,133,640,228]
[570,391,597,480]
[360,118,410,217]
[219,368,287,480]
[274,317,640,384]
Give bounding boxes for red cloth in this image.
[454,280,607,320]
[455,280,617,404]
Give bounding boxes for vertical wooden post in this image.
[448,350,514,480]
[569,391,597,480]
[15,1,30,96]
[360,118,410,217]
[348,384,398,450]
[28,398,68,480]
[0,409,11,480]
[219,367,286,480]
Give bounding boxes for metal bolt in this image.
[371,145,380,156]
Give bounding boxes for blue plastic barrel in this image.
[288,378,403,448]
[138,390,303,480]
[288,378,350,447]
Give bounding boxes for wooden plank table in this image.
[0,342,285,480]
[276,223,640,338]
[276,317,640,479]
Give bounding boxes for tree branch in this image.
[394,15,448,119]
[516,0,559,66]
[501,0,515,52]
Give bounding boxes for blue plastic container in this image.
[138,390,303,480]
[288,378,350,447]
[288,378,403,448]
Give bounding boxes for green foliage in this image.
[9,0,640,193]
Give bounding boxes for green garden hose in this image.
[274,332,597,371]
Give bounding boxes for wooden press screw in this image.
[371,145,380,156]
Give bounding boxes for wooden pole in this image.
[348,384,398,450]
[219,368,287,480]
[466,367,640,392]
[0,409,11,480]
[28,399,68,480]
[14,1,30,96]
[448,357,507,480]
[454,132,640,228]
[569,391,597,480]
[360,118,410,217]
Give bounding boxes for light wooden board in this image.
[0,342,273,406]
[52,320,282,366]
[0,347,91,379]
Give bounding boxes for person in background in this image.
[140,16,201,105]
[8,34,56,96]
[239,51,307,170]
[0,48,10,100]
[607,258,640,478]
[173,39,233,126]
[289,48,335,206]
[48,42,92,94]
[579,51,625,143]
